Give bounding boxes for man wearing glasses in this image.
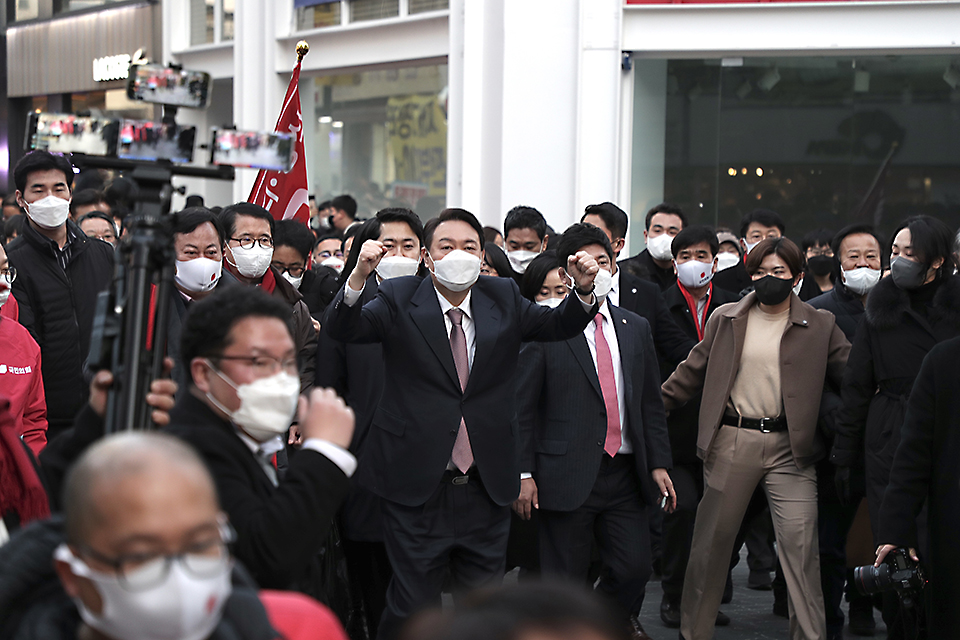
[0,430,349,640]
[219,202,317,394]
[163,285,356,591]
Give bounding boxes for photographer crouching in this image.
[867,335,960,637]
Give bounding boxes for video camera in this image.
[26,61,296,432]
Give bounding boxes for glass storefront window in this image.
[190,0,215,46]
[15,0,39,21]
[60,0,125,12]
[349,0,399,22]
[631,55,960,248]
[296,3,342,30]
[409,0,448,13]
[302,64,448,220]
[222,0,235,41]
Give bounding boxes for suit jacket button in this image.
[597,440,603,446]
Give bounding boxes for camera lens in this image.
[854,562,893,595]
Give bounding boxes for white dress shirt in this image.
[607,267,621,308]
[584,302,631,454]
[235,430,357,488]
[435,288,476,370]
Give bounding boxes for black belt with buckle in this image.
[443,468,479,485]
[722,413,788,433]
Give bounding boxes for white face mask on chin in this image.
[26,195,71,229]
[54,544,232,640]
[429,250,482,292]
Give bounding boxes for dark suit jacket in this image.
[164,392,349,589]
[616,270,695,377]
[317,278,386,541]
[325,274,597,507]
[619,249,675,292]
[517,304,672,512]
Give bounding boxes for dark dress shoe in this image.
[773,594,789,618]
[847,598,876,636]
[715,610,730,626]
[628,616,654,640]
[660,598,681,628]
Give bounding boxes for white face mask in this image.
[376,256,420,280]
[280,271,303,290]
[716,251,740,272]
[429,250,482,292]
[0,286,9,308]
[676,259,715,289]
[320,256,345,275]
[26,195,71,229]
[742,239,760,255]
[593,268,614,299]
[55,544,231,640]
[228,244,273,279]
[507,249,541,274]
[841,267,882,296]
[175,258,222,294]
[646,233,675,261]
[205,364,300,442]
[537,297,563,309]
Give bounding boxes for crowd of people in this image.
[0,149,957,640]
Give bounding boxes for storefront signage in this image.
[386,94,447,198]
[92,54,132,82]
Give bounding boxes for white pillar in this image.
[629,58,668,254]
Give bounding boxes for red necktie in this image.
[593,314,621,457]
[448,309,474,473]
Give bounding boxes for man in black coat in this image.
[712,209,784,296]
[876,337,960,637]
[7,151,113,441]
[325,208,600,640]
[164,286,355,591]
[618,203,685,292]
[807,223,885,639]
[514,224,674,640]
[658,226,739,628]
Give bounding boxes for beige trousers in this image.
[680,426,825,640]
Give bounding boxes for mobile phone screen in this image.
[210,129,295,172]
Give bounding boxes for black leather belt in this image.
[722,413,788,433]
[443,468,479,485]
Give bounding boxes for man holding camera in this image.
[873,336,960,637]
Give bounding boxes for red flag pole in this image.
[247,41,312,225]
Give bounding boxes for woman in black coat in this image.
[830,215,960,638]
[876,337,960,637]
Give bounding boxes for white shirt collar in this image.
[435,286,473,320]
[235,429,284,458]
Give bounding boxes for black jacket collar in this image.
[866,273,960,331]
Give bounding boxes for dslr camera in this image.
[854,547,926,602]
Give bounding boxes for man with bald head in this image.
[0,431,349,640]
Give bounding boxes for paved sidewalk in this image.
[635,548,887,640]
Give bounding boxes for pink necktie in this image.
[593,314,621,457]
[448,309,474,473]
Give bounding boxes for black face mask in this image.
[890,256,928,291]
[807,255,834,277]
[753,275,795,306]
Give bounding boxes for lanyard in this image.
[678,282,712,341]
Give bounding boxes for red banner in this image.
[248,59,310,225]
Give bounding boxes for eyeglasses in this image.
[76,520,235,592]
[0,266,15,284]
[231,236,273,250]
[272,263,305,278]
[213,353,298,376]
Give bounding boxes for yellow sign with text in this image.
[386,94,447,198]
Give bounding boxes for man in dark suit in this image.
[325,207,600,640]
[711,209,784,296]
[659,225,739,628]
[316,207,425,639]
[514,223,675,640]
[164,286,356,590]
[581,203,694,377]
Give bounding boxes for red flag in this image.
[248,58,310,225]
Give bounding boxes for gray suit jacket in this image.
[517,303,673,511]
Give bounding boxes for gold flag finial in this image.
[296,41,310,63]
